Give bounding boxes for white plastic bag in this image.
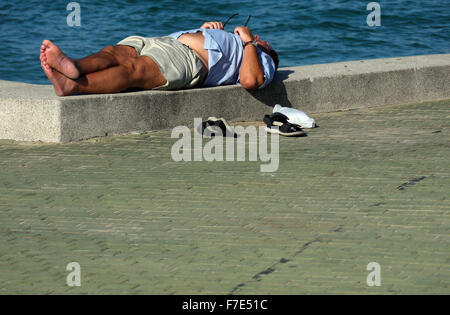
[273,104,316,128]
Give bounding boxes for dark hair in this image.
[259,45,279,70]
[268,49,279,70]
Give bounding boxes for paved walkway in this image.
[0,100,449,294]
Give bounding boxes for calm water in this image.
[0,0,448,84]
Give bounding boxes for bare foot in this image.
[41,61,76,96]
[42,40,80,79]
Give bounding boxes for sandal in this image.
[200,117,238,137]
[263,113,306,137]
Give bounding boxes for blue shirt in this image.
[168,28,276,89]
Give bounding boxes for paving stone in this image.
[0,100,449,294]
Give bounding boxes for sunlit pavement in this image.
[0,99,448,294]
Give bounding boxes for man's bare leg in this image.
[42,56,167,96]
[74,45,137,75]
[41,40,137,79]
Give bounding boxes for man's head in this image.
[254,35,279,69]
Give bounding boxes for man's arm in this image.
[234,26,265,90]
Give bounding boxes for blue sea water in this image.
[0,0,448,84]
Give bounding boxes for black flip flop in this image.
[263,113,306,137]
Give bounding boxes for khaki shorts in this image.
[117,36,207,90]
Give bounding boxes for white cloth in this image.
[273,104,316,128]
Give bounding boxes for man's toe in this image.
[43,39,53,47]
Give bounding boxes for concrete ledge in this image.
[1,54,449,143]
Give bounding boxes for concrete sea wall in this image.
[1,54,449,142]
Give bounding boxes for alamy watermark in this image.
[67,2,81,27]
[366,262,381,286]
[66,262,81,287]
[65,2,380,28]
[171,118,279,172]
[367,2,381,27]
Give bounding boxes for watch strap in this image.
[243,40,257,48]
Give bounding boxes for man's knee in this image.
[102,45,137,63]
[101,45,116,54]
[98,45,118,63]
[121,58,139,75]
[124,56,166,89]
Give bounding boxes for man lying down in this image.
[40,21,279,96]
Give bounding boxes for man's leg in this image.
[74,45,137,75]
[40,40,137,79]
[42,55,167,96]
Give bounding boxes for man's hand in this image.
[200,21,224,30]
[234,26,254,43]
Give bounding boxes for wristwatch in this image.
[243,40,258,48]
